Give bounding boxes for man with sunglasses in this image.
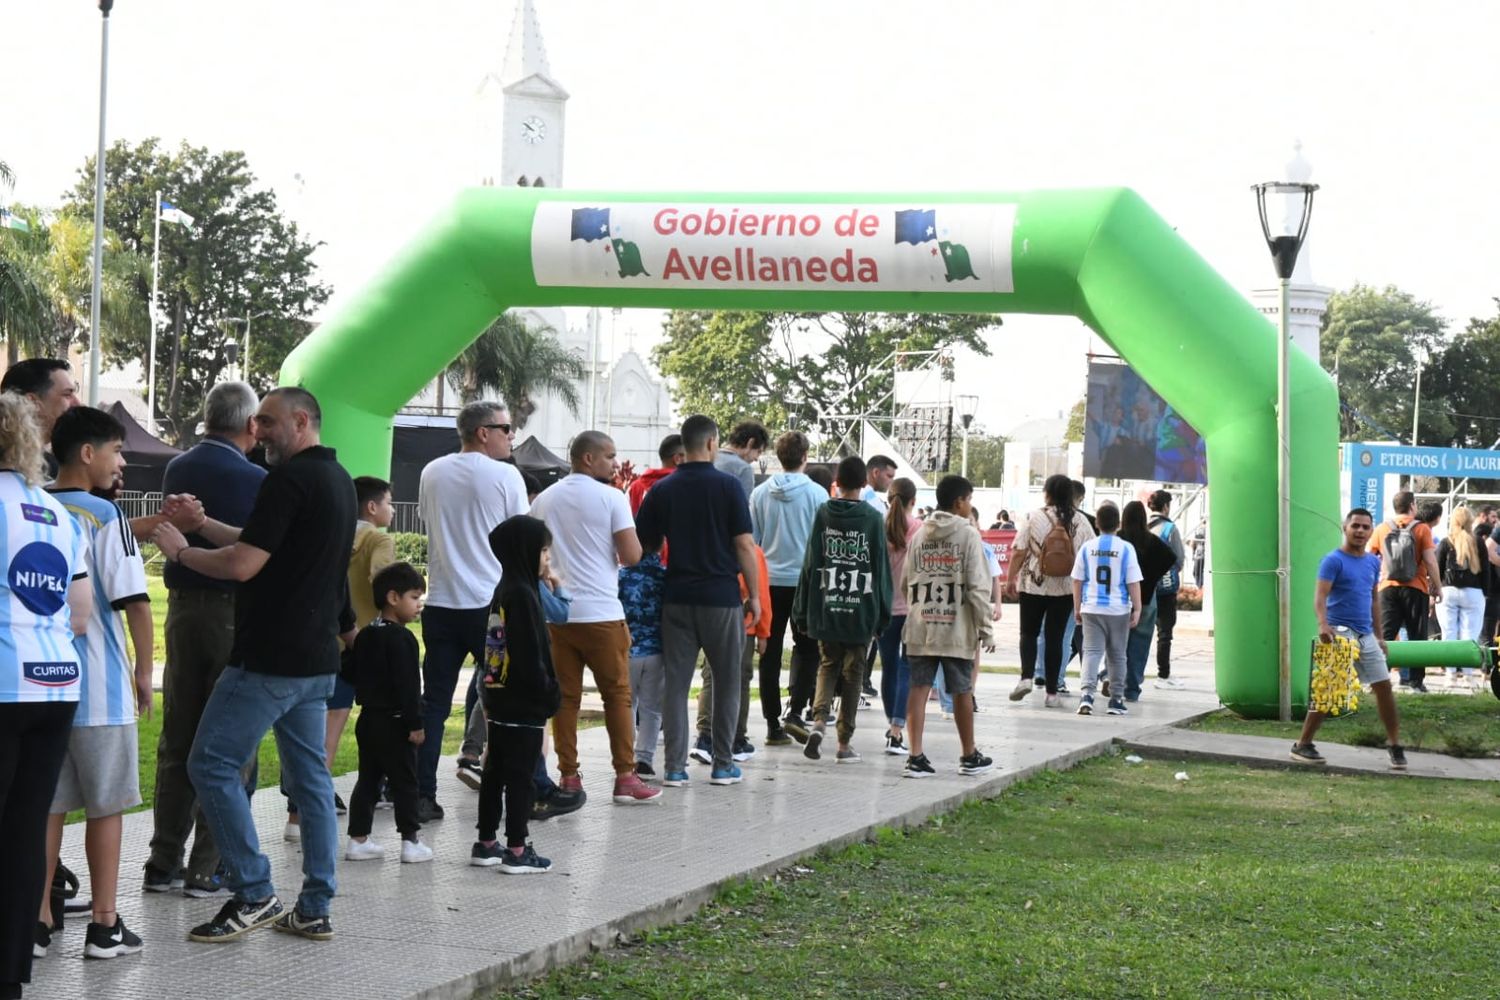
[414,402,529,821]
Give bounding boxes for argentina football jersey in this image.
[1,471,88,702]
[49,489,149,725]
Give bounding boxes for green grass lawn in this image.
[1192,693,1500,757]
[514,757,1500,999]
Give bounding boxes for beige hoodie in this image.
[900,511,994,658]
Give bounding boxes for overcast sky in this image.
[6,0,1498,435]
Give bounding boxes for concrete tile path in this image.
[29,617,1223,1000]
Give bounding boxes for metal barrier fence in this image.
[118,492,427,537]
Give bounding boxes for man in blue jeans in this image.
[154,388,356,943]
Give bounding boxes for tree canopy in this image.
[1319,283,1447,443]
[63,138,327,445]
[652,310,997,457]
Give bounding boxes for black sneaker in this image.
[1411,682,1429,694]
[187,896,284,943]
[532,787,586,822]
[414,797,445,823]
[689,733,713,764]
[884,733,909,756]
[333,792,348,816]
[903,753,936,779]
[84,917,143,959]
[765,725,792,747]
[471,841,507,866]
[500,843,552,874]
[1289,742,1326,765]
[803,728,824,761]
[34,921,50,959]
[182,870,231,899]
[781,714,810,745]
[272,907,333,942]
[634,760,657,780]
[142,863,184,894]
[732,737,757,761]
[1388,744,1408,770]
[456,757,483,791]
[861,683,879,698]
[959,750,993,775]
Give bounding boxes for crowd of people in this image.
[0,358,1201,998]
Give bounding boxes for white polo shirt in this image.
[529,472,635,623]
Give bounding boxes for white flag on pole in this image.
[159,201,195,229]
[0,209,28,232]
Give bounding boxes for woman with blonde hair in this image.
[1437,505,1487,686]
[877,478,921,754]
[0,392,92,996]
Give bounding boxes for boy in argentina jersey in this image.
[1071,503,1141,717]
[40,408,152,959]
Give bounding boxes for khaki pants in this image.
[696,635,755,742]
[549,621,635,777]
[813,641,867,746]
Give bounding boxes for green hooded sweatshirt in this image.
[792,497,892,644]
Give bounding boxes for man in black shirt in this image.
[153,387,356,944]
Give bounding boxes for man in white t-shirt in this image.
[414,402,528,820]
[530,431,659,805]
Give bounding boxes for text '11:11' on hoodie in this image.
[792,497,892,645]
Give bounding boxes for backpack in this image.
[1037,510,1077,578]
[1381,519,1418,583]
[1155,520,1180,594]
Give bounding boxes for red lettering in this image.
[834,209,858,237]
[781,256,804,281]
[830,248,853,282]
[805,256,827,281]
[798,215,820,236]
[662,246,687,278]
[711,256,731,280]
[739,214,759,237]
[704,208,725,236]
[680,213,701,236]
[654,208,678,235]
[859,214,879,237]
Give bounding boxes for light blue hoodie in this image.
[750,472,828,587]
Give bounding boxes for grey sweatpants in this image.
[1080,612,1130,700]
[661,603,743,772]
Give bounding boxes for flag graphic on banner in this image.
[940,241,978,282]
[610,238,649,278]
[0,209,29,232]
[893,209,936,245]
[570,207,612,242]
[160,201,195,229]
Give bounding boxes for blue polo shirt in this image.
[635,461,753,607]
[162,436,267,592]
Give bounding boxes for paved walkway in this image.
[1122,725,1500,780]
[32,620,1223,999]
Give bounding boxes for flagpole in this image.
[87,0,115,407]
[149,189,160,436]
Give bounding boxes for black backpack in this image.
[1382,520,1418,583]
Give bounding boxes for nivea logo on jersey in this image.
[20,503,58,526]
[23,660,79,687]
[8,541,69,616]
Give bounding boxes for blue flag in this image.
[893,209,936,245]
[571,207,611,242]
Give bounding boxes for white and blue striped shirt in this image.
[0,472,88,704]
[1072,532,1142,615]
[50,489,148,726]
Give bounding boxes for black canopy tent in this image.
[107,402,183,493]
[387,428,571,503]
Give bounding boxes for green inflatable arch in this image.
[281,187,1340,718]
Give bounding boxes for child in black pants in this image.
[471,515,561,874]
[344,562,433,864]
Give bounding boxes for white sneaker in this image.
[283,822,301,843]
[345,838,384,861]
[1154,677,1185,690]
[940,710,953,721]
[1044,693,1061,708]
[400,839,434,864]
[1009,678,1033,701]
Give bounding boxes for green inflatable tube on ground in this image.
[281,187,1342,718]
[1383,639,1489,670]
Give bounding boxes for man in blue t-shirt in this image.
[1292,508,1406,769]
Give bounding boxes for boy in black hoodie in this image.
[471,515,562,874]
[344,562,432,864]
[793,457,892,763]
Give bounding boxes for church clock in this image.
[521,115,546,145]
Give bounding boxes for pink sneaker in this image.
[612,773,662,805]
[559,773,584,794]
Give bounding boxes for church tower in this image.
[476,0,568,188]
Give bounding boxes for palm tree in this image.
[444,312,586,431]
[0,209,56,365]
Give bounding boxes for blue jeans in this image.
[877,615,910,727]
[1125,595,1159,701]
[188,667,337,916]
[1035,612,1077,687]
[418,605,488,799]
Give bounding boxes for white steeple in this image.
[475,0,568,188]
